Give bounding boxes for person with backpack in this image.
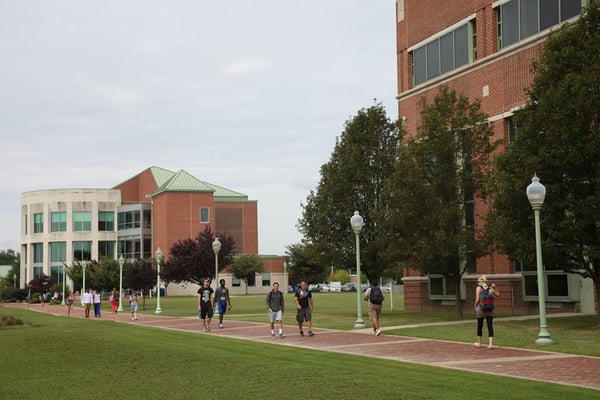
[266,282,285,338]
[363,280,384,336]
[294,280,314,337]
[474,275,501,349]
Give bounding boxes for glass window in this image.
[118,211,141,230]
[33,243,43,263]
[232,276,241,287]
[262,272,271,287]
[540,0,560,30]
[99,241,115,259]
[200,207,210,223]
[440,32,454,74]
[50,242,66,263]
[73,211,92,232]
[521,0,539,38]
[50,266,64,286]
[51,212,67,232]
[33,266,43,279]
[454,24,469,68]
[118,237,141,260]
[98,211,115,231]
[501,0,520,48]
[561,0,580,21]
[413,46,427,86]
[426,41,440,80]
[73,241,92,261]
[34,213,43,233]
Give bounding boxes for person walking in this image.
[82,288,93,318]
[197,279,215,332]
[214,279,232,329]
[266,282,285,338]
[109,288,119,314]
[363,280,384,336]
[66,292,74,317]
[474,275,501,349]
[294,280,314,337]
[92,289,102,317]
[129,291,139,320]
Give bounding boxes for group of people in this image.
[80,288,103,318]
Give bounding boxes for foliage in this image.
[486,2,600,316]
[328,269,351,284]
[229,254,265,294]
[123,258,156,295]
[0,249,20,289]
[163,226,235,286]
[89,257,121,291]
[27,274,52,294]
[380,86,497,318]
[298,102,402,282]
[285,242,328,284]
[0,288,28,302]
[64,261,91,293]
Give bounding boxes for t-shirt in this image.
[295,288,312,308]
[197,286,214,306]
[215,286,229,303]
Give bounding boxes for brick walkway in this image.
[5,302,599,391]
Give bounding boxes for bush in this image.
[0,288,28,302]
[0,316,23,327]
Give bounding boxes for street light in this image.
[212,237,221,315]
[350,210,366,329]
[155,247,163,314]
[526,174,553,345]
[82,264,87,305]
[118,254,125,312]
[61,265,66,305]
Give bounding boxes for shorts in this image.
[217,300,228,315]
[296,307,312,323]
[268,310,283,323]
[367,303,382,321]
[199,305,213,320]
[130,303,138,313]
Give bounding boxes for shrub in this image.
[0,288,28,302]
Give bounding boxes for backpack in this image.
[369,287,383,305]
[480,288,494,312]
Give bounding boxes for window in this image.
[412,20,475,86]
[522,271,580,301]
[232,276,241,287]
[98,241,115,259]
[262,272,271,287]
[73,241,92,261]
[33,213,43,233]
[51,212,67,232]
[507,117,518,143]
[428,274,463,300]
[73,211,92,232]
[33,243,43,263]
[50,242,66,263]
[50,266,64,286]
[200,207,210,223]
[497,0,581,49]
[118,237,141,260]
[98,211,115,231]
[118,211,141,230]
[33,266,43,279]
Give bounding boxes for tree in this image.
[380,86,497,318]
[163,226,235,287]
[486,3,600,320]
[91,257,120,292]
[285,242,328,285]
[229,254,265,295]
[298,102,401,282]
[0,250,19,289]
[123,258,156,309]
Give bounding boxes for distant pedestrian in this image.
[39,292,45,307]
[66,292,74,317]
[93,289,102,317]
[129,291,139,320]
[266,282,285,338]
[82,288,93,318]
[214,279,232,329]
[474,275,501,349]
[294,280,314,337]
[110,288,119,314]
[363,280,384,336]
[197,279,215,332]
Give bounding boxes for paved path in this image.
[4,302,599,391]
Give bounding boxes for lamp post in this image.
[212,237,221,315]
[118,254,125,312]
[82,264,87,305]
[526,174,553,345]
[155,247,163,314]
[61,265,66,305]
[350,211,366,329]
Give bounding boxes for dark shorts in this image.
[217,300,227,314]
[296,307,312,323]
[199,304,213,319]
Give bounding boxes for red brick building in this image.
[395,0,595,313]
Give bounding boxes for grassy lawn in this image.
[1,293,599,399]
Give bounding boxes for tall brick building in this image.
[395,0,595,313]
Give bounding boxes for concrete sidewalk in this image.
[4,302,599,391]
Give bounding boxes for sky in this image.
[0,1,398,256]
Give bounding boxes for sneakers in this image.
[307,331,315,337]
[219,323,224,329]
[299,331,304,337]
[279,333,285,338]
[271,333,275,338]
[375,329,382,336]
[205,326,211,332]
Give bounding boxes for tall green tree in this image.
[0,249,20,289]
[298,102,401,282]
[381,86,497,318]
[285,242,328,285]
[163,226,235,286]
[229,254,265,295]
[486,3,600,318]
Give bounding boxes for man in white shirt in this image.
[82,289,93,318]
